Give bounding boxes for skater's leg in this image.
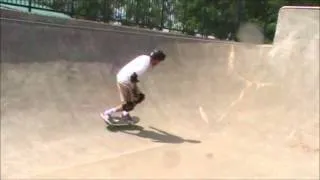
[121,110,129,116]
[103,104,122,116]
[119,83,138,119]
[116,83,144,115]
[103,83,134,116]
[132,84,145,104]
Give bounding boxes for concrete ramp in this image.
[1,6,319,179]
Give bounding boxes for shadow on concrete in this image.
[106,124,144,132]
[110,125,201,144]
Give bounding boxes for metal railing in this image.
[0,0,71,15]
[0,0,184,30]
[1,0,318,41]
[0,0,245,39]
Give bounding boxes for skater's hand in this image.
[130,72,139,83]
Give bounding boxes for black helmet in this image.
[150,50,166,61]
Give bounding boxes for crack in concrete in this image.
[32,143,165,178]
[198,106,209,124]
[217,45,274,122]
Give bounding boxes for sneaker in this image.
[100,113,109,124]
[121,114,134,124]
[101,112,112,121]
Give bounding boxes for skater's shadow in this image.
[106,124,144,131]
[120,126,201,144]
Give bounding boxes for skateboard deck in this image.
[100,113,139,126]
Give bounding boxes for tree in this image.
[123,0,163,28]
[41,0,319,42]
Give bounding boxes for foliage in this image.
[39,0,319,43]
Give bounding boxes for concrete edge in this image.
[0,9,273,46]
[280,6,320,10]
[0,9,208,40]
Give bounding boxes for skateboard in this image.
[100,113,139,126]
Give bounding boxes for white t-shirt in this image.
[117,55,151,83]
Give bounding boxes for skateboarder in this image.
[101,50,166,122]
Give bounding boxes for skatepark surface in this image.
[1,6,319,179]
